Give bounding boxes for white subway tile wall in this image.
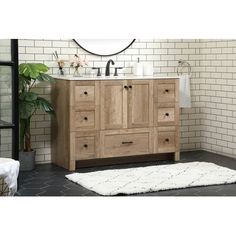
[200,40,236,158]
[16,39,236,163]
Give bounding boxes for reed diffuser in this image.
[53,51,65,75]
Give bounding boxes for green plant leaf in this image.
[19,63,49,79]
[34,63,49,73]
[36,97,55,115]
[19,75,31,86]
[37,73,55,83]
[19,92,38,102]
[19,100,35,119]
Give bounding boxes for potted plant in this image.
[19,63,55,171]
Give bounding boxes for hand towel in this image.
[179,74,191,108]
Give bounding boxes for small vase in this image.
[73,67,82,77]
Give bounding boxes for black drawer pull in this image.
[128,85,132,89]
[84,117,88,120]
[122,141,133,145]
[124,85,128,90]
[84,144,88,148]
[165,138,169,142]
[165,89,169,93]
[165,113,169,116]
[84,91,88,95]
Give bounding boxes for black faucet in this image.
[105,59,115,76]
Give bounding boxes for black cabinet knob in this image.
[84,117,88,120]
[84,144,88,148]
[129,85,132,89]
[84,91,88,95]
[165,89,169,93]
[124,85,128,89]
[165,113,169,116]
[165,138,169,142]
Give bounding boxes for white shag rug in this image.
[65,162,236,196]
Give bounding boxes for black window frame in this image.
[0,39,19,160]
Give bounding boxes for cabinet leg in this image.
[69,161,76,171]
[174,152,180,161]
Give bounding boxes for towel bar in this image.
[177,59,191,76]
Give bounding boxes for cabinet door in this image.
[128,80,153,128]
[100,80,128,130]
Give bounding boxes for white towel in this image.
[179,74,191,108]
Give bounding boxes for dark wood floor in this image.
[16,150,236,196]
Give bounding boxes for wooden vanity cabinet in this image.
[52,78,179,171]
[52,80,100,170]
[153,79,180,161]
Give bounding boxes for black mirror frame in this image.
[72,39,136,57]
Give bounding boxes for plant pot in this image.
[19,150,36,171]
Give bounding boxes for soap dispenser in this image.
[133,57,143,76]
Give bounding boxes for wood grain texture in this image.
[128,80,153,128]
[52,78,180,170]
[100,80,127,130]
[100,128,153,158]
[70,80,96,106]
[154,127,176,153]
[74,131,99,160]
[51,80,71,169]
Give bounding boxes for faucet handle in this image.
[92,67,101,76]
[114,67,123,76]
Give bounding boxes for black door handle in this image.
[122,141,133,144]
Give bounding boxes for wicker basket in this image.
[0,177,10,196]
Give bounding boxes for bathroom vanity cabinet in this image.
[52,76,179,171]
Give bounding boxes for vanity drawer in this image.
[154,127,176,153]
[154,83,176,103]
[75,110,95,129]
[154,106,176,126]
[100,129,152,158]
[74,131,99,160]
[75,85,95,103]
[75,136,96,160]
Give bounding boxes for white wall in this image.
[16,39,236,163]
[199,40,236,158]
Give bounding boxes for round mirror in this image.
[73,39,136,57]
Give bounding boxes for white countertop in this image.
[53,75,179,81]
